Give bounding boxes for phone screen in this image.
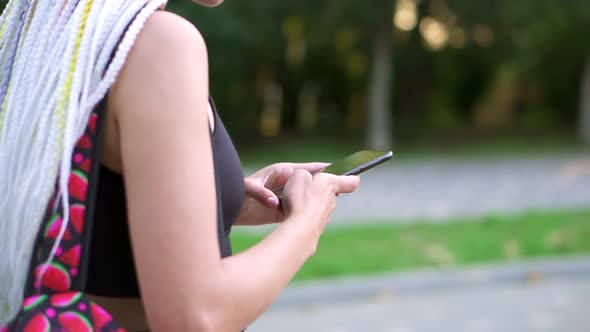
[322,150,393,176]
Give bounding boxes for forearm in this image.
[212,218,317,330]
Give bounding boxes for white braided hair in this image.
[0,0,167,325]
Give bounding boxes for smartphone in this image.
[274,150,393,200]
[320,150,393,176]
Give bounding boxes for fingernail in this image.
[267,197,279,207]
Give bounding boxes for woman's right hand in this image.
[281,169,360,250]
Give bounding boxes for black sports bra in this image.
[85,99,244,297]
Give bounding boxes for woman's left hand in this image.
[236,162,329,225]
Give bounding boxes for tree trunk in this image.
[366,1,394,150]
[580,53,590,145]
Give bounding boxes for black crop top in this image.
[85,99,245,297]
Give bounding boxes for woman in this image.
[0,0,359,331]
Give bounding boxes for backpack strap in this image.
[24,99,108,297]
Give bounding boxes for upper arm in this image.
[109,11,220,331]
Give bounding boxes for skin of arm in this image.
[111,11,359,332]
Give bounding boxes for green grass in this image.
[231,209,590,282]
[239,135,589,169]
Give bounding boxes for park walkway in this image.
[331,152,590,223]
[251,256,590,332]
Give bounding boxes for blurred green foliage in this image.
[167,0,590,146]
[2,1,587,146]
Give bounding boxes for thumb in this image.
[244,178,280,208]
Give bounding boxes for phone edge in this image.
[343,151,393,176]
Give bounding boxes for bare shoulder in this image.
[110,10,210,117]
[138,10,207,53]
[119,9,208,81]
[104,11,210,169]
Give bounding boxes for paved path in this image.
[250,257,590,332]
[252,277,590,332]
[329,153,590,223]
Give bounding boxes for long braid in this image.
[11,1,52,175]
[0,0,167,325]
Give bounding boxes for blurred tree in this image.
[366,0,395,150]
[328,0,397,148]
[502,0,590,134]
[581,54,590,145]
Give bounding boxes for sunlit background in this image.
[170,0,590,331]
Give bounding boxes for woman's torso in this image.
[87,98,244,330]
